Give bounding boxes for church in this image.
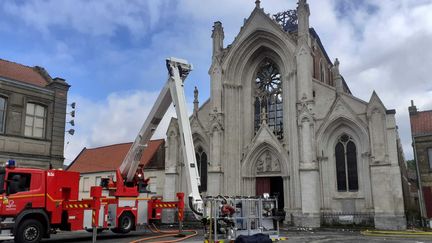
[164,0,406,230]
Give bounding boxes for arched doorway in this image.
[241,140,291,216]
[195,146,207,192]
[254,150,285,209]
[256,176,284,209]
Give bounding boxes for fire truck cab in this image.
[0,160,184,243]
[0,161,83,242]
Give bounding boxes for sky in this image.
[0,0,431,164]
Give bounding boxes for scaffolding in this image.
[203,196,282,242]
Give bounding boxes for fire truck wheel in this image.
[113,212,134,234]
[15,219,43,243]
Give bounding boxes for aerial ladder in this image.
[0,58,203,243]
[113,57,203,215]
[111,57,281,242]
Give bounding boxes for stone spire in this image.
[210,22,224,113]
[296,0,313,101]
[212,21,224,58]
[297,0,310,44]
[255,0,261,8]
[332,58,343,93]
[296,0,321,229]
[193,86,199,116]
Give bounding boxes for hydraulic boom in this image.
[118,57,203,216]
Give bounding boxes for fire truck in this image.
[0,57,202,243]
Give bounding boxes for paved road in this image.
[283,231,432,243]
[2,230,203,243]
[3,229,432,242]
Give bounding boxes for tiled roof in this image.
[67,139,165,173]
[0,59,50,87]
[410,110,432,136]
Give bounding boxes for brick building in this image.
[0,59,70,168]
[67,139,165,199]
[409,100,432,222]
[397,131,420,225]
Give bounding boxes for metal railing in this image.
[203,196,281,242]
[321,212,374,227]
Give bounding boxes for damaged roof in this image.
[0,58,52,87]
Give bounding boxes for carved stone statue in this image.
[256,151,281,173]
[257,159,264,172]
[274,159,280,171]
[265,152,272,171]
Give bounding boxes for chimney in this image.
[409,100,417,115]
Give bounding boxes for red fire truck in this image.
[0,162,185,243]
[0,58,201,243]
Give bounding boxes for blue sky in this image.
[1,0,431,164]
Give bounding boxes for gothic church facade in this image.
[164,0,406,230]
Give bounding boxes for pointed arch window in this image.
[195,146,207,192]
[254,59,283,139]
[335,134,358,192]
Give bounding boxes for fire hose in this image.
[129,223,198,243]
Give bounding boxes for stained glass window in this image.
[335,134,358,192]
[254,59,283,139]
[195,146,207,192]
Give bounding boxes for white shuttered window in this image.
[25,103,46,138]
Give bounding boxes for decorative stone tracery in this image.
[254,59,283,139]
[256,151,281,174]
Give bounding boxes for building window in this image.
[335,134,358,192]
[82,177,89,192]
[7,172,31,194]
[428,148,432,170]
[95,176,101,186]
[0,97,6,133]
[195,146,207,192]
[254,59,283,139]
[24,103,46,138]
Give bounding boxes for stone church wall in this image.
[163,0,407,230]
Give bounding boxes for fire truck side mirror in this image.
[100,178,109,188]
[4,180,10,195]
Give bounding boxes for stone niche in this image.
[256,151,281,175]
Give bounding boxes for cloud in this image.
[2,0,431,163]
[312,0,432,159]
[2,0,170,38]
[64,90,178,164]
[177,0,432,159]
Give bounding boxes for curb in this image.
[361,230,432,237]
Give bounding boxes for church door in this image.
[256,177,271,196]
[256,177,284,209]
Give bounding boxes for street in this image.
[2,229,432,243]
